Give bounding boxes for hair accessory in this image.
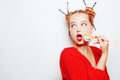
[92,2,97,9]
[83,0,97,9]
[67,2,69,14]
[58,9,67,15]
[82,0,97,30]
[59,0,97,16]
[59,0,97,30]
[83,0,87,7]
[59,2,70,16]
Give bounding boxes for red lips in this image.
[76,34,82,41]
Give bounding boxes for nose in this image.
[76,27,81,32]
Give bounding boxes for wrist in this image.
[102,51,108,56]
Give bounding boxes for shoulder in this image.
[61,47,75,53]
[60,47,77,59]
[60,47,75,56]
[60,47,82,66]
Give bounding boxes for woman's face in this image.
[69,13,93,45]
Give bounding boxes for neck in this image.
[73,43,89,55]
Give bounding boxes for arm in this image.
[95,35,109,70]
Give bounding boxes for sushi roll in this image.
[83,34,93,42]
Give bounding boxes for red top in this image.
[60,46,110,80]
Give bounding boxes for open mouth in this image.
[76,34,82,41]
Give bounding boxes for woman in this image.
[59,5,110,80]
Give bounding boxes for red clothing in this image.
[60,46,110,80]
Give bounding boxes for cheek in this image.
[69,29,76,39]
[80,29,89,34]
[87,29,92,33]
[82,27,93,33]
[69,30,74,36]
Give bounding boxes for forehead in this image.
[69,13,89,23]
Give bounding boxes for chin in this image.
[74,40,84,46]
[77,42,84,46]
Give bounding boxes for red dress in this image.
[60,46,110,80]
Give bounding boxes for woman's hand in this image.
[93,35,109,70]
[94,35,109,54]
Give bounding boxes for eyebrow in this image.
[70,22,75,24]
[80,20,89,23]
[70,20,89,24]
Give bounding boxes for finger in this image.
[102,40,109,44]
[98,37,103,45]
[94,35,109,43]
[93,38,100,44]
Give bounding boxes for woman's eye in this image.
[81,23,87,27]
[71,24,76,28]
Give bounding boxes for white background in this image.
[0,0,120,80]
